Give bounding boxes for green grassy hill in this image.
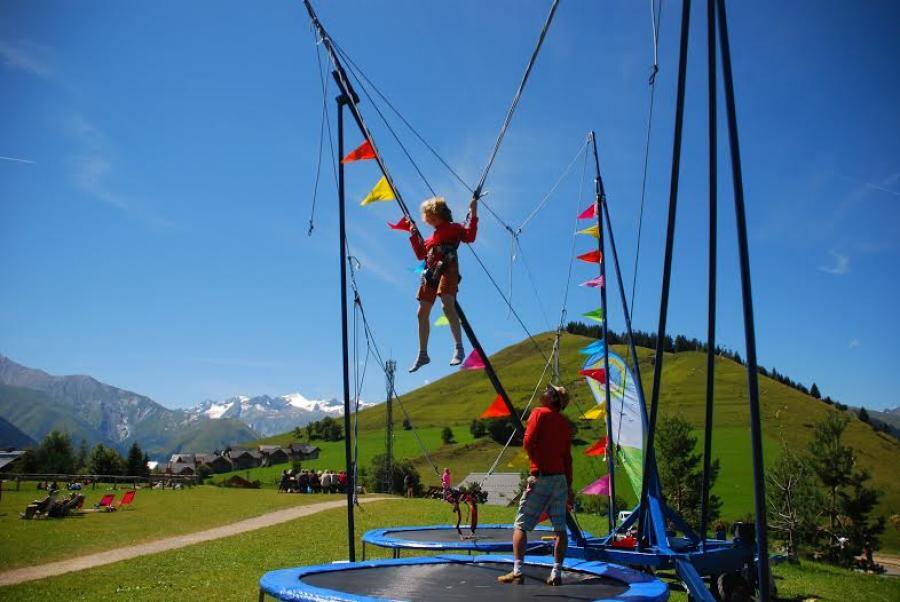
[237,332,900,549]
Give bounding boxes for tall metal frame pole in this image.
[716,0,770,596]
[699,0,718,552]
[384,359,396,493]
[336,97,356,562]
[590,132,617,532]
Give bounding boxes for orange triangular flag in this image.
[341,140,377,163]
[479,394,511,419]
[584,436,608,457]
[577,249,603,264]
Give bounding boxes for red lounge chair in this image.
[116,490,136,510]
[95,494,115,510]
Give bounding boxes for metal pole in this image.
[589,132,617,532]
[385,359,396,493]
[716,0,770,596]
[638,0,692,546]
[337,96,356,562]
[699,0,717,551]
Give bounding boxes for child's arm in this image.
[409,225,427,260]
[461,198,478,243]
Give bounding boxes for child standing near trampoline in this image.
[498,383,574,587]
[408,196,478,372]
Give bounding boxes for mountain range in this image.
[0,353,362,459]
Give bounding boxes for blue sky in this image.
[2,1,898,412]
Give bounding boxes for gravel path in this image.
[0,496,388,587]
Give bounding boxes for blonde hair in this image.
[421,196,453,222]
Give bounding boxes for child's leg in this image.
[441,294,465,365]
[409,299,433,372]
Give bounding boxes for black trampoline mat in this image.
[387,528,530,543]
[302,561,629,601]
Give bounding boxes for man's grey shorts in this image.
[513,474,567,532]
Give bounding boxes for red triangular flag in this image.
[580,368,607,383]
[387,216,412,232]
[577,250,603,264]
[461,349,486,370]
[584,436,608,457]
[479,394,511,419]
[538,511,550,523]
[578,203,597,220]
[341,139,377,163]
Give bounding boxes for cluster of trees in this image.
[12,430,150,477]
[767,413,885,570]
[567,321,896,439]
[364,453,421,495]
[300,417,344,442]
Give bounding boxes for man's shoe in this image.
[497,570,524,584]
[408,354,430,373]
[545,573,561,586]
[449,347,465,366]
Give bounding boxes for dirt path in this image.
[874,553,900,577]
[0,496,389,587]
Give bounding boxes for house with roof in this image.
[0,450,26,473]
[287,443,321,461]
[169,453,197,465]
[227,449,262,470]
[165,462,196,476]
[459,472,522,506]
[196,453,233,474]
[259,446,289,467]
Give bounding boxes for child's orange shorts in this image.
[416,266,460,304]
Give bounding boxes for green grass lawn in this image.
[1,497,896,601]
[0,485,343,571]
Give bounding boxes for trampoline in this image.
[259,554,669,602]
[362,524,592,558]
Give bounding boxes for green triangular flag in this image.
[434,315,450,326]
[583,308,605,323]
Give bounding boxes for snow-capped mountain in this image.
[189,393,372,437]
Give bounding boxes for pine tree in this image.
[858,407,870,423]
[807,413,855,558]
[88,444,126,476]
[441,426,455,445]
[810,383,821,399]
[126,442,147,477]
[766,444,822,561]
[35,431,76,474]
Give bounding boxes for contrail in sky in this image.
[0,155,36,164]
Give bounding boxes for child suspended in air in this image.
[408,196,479,372]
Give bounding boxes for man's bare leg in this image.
[498,528,528,583]
[547,530,567,585]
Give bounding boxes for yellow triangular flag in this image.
[582,405,607,420]
[360,175,396,206]
[577,224,600,238]
[434,315,449,326]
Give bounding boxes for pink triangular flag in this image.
[581,474,611,496]
[578,203,597,220]
[579,275,604,288]
[461,349,486,370]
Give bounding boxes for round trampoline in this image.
[362,524,592,558]
[259,554,669,601]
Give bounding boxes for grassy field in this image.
[0,495,896,601]
[0,484,342,571]
[244,332,900,550]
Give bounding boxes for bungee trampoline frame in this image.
[259,554,669,602]
[361,524,594,559]
[266,1,774,600]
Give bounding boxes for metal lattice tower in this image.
[383,359,396,493]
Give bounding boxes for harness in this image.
[422,242,460,288]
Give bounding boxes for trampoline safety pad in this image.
[259,554,669,602]
[362,523,592,553]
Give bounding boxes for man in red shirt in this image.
[498,383,573,586]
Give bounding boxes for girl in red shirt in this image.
[408,196,478,372]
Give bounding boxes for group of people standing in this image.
[278,468,347,494]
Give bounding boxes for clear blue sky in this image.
[2,1,898,411]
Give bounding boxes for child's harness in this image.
[422,242,460,288]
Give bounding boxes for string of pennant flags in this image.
[343,136,613,498]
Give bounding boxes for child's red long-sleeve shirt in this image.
[409,217,478,266]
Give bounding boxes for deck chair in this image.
[115,490,136,510]
[95,493,115,510]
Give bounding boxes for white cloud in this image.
[0,155,36,165]
[819,251,849,275]
[0,39,53,79]
[848,339,861,350]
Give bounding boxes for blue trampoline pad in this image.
[362,523,592,552]
[260,554,669,601]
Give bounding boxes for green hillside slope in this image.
[249,332,900,549]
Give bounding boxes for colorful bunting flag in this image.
[579,340,606,355]
[341,139,377,163]
[360,176,396,206]
[582,405,606,420]
[388,216,412,232]
[538,511,550,523]
[577,224,600,238]
[584,436,608,457]
[461,349,486,370]
[578,203,597,220]
[580,368,607,383]
[581,474,611,496]
[579,275,605,288]
[582,308,605,323]
[434,315,449,326]
[577,250,603,264]
[479,394,511,419]
[409,260,426,275]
